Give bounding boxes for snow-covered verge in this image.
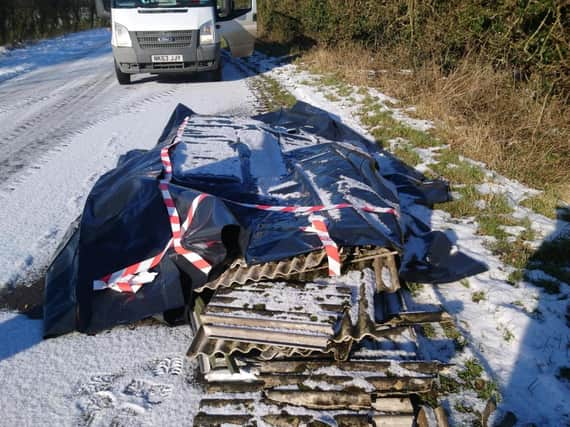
[239,51,570,426]
[0,29,112,83]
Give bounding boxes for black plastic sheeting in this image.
[43,102,486,337]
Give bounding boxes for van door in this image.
[216,0,257,58]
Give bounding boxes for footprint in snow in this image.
[123,379,173,405]
[152,356,184,377]
[74,356,192,426]
[76,373,124,395]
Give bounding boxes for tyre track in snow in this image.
[0,49,254,193]
[0,69,115,186]
[0,63,186,190]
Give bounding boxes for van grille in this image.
[135,31,193,49]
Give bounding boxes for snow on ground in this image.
[0,30,257,425]
[240,52,570,426]
[0,311,201,426]
[0,29,568,426]
[0,29,256,290]
[0,29,112,83]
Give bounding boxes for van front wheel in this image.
[114,60,131,85]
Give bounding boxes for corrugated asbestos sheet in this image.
[197,247,398,293]
[187,249,451,426]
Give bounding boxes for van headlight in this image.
[199,21,215,45]
[114,23,132,47]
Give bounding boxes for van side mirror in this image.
[95,0,111,19]
[217,0,233,20]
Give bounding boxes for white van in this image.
[95,0,257,84]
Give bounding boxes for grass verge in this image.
[293,45,569,198]
[251,74,297,112]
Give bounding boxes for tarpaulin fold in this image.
[44,102,486,337]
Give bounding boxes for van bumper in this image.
[113,32,220,74]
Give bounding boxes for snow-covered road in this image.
[0,28,259,427]
[1,29,568,427]
[0,28,256,289]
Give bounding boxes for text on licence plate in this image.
[151,55,183,63]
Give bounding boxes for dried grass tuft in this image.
[299,46,570,196]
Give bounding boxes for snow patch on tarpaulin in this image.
[44,103,486,337]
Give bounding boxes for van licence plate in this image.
[151,55,183,63]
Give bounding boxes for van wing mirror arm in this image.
[95,0,111,19]
[220,0,232,20]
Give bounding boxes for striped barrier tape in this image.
[94,117,211,293]
[302,215,341,276]
[94,116,401,293]
[234,201,399,217]
[92,238,172,293]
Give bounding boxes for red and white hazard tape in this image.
[93,239,172,293]
[302,215,341,276]
[236,202,399,217]
[94,117,211,293]
[94,116,401,293]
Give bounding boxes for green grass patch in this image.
[420,374,462,408]
[436,185,480,218]
[358,102,440,149]
[489,237,534,270]
[392,144,422,166]
[471,291,486,303]
[520,187,562,219]
[253,75,297,112]
[477,380,501,402]
[502,328,515,342]
[439,375,462,395]
[458,359,483,383]
[455,359,501,402]
[478,216,509,240]
[405,282,424,297]
[483,193,514,215]
[374,122,440,148]
[324,92,340,102]
[359,107,391,127]
[519,217,536,241]
[460,279,470,288]
[430,150,485,185]
[475,195,517,240]
[315,73,343,88]
[507,269,524,286]
[442,323,467,351]
[335,83,353,98]
[420,324,437,339]
[361,94,377,107]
